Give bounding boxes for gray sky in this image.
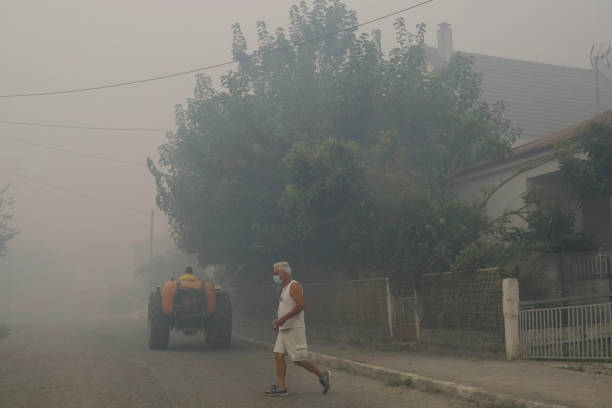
[0,0,611,283]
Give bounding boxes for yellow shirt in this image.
[178,273,199,281]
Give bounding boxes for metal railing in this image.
[520,302,612,360]
[520,293,612,309]
[559,251,612,280]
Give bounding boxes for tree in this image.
[149,0,517,282]
[0,185,17,257]
[281,138,373,268]
[557,121,612,198]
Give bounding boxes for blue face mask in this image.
[273,275,282,285]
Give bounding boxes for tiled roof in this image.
[427,47,612,146]
[455,109,612,177]
[512,108,612,155]
[470,53,612,145]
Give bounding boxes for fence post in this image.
[414,290,421,342]
[385,278,394,341]
[503,278,520,360]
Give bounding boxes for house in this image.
[429,24,612,297]
[452,110,612,298]
[452,109,612,243]
[427,22,612,245]
[429,23,612,146]
[431,23,612,247]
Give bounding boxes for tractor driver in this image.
[178,266,198,281]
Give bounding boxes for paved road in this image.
[0,315,473,408]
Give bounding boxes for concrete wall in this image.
[451,152,560,228]
[564,277,612,297]
[452,151,612,247]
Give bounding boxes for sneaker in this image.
[319,370,331,394]
[264,384,288,397]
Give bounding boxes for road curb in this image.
[233,333,567,408]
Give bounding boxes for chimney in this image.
[437,22,453,61]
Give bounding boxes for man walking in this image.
[264,262,331,396]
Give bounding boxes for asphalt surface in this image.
[0,315,474,408]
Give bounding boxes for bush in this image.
[451,241,562,300]
[505,252,562,301]
[451,241,507,272]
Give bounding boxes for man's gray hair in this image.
[274,261,292,276]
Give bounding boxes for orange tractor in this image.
[147,278,232,349]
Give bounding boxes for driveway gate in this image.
[520,302,612,360]
[391,294,418,342]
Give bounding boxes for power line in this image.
[0,0,435,98]
[0,134,147,168]
[0,119,170,132]
[0,166,150,215]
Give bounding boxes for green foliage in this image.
[451,240,562,300]
[453,120,612,296]
[505,252,561,300]
[371,184,487,275]
[149,0,517,281]
[452,241,508,272]
[0,185,18,257]
[519,189,591,253]
[452,189,590,277]
[495,121,612,256]
[557,122,612,198]
[281,138,373,265]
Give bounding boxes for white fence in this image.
[520,302,612,360]
[559,251,612,280]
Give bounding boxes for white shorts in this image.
[273,327,308,362]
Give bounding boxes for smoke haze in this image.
[1,0,610,322]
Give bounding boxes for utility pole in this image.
[595,56,600,113]
[591,43,611,114]
[149,210,154,291]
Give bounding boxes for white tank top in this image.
[277,280,305,330]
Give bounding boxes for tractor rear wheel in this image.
[206,291,232,348]
[148,290,170,350]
